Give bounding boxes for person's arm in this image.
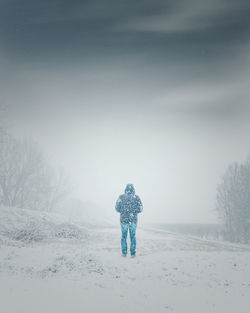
[136,196,143,213]
[115,196,122,213]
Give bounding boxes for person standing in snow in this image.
[115,184,143,258]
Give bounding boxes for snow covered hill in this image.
[0,206,250,313]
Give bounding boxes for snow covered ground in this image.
[1,207,250,313]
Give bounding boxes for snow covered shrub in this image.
[54,223,83,239]
[7,221,47,242]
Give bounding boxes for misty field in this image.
[0,206,250,313]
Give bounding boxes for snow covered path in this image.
[1,223,250,313]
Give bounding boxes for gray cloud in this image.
[114,0,250,33]
[0,0,249,64]
[156,85,250,121]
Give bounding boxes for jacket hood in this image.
[125,184,135,195]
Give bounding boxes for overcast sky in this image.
[1,0,250,224]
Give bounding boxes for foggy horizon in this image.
[1,0,250,224]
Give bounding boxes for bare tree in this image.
[0,133,71,211]
[216,158,250,243]
[0,104,9,134]
[0,135,44,207]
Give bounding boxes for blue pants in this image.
[120,223,137,256]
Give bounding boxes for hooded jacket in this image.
[115,184,143,224]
